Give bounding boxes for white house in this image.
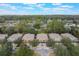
[61,33,78,42]
[77,24,79,27]
[22,34,35,42]
[49,33,62,42]
[64,23,76,28]
[36,33,48,42]
[7,33,22,43]
[0,34,8,42]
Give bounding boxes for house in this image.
[49,33,62,42]
[61,33,78,42]
[64,23,76,29]
[7,33,22,43]
[77,24,79,27]
[36,33,48,42]
[22,34,34,42]
[72,43,78,46]
[0,34,8,42]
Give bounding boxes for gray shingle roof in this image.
[49,33,62,42]
[7,33,22,42]
[0,34,8,41]
[61,33,78,42]
[22,34,34,42]
[36,34,48,42]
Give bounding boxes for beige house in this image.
[36,33,48,42]
[22,34,35,42]
[7,33,22,51]
[72,43,79,46]
[49,33,62,42]
[61,33,78,42]
[7,33,22,43]
[0,34,8,42]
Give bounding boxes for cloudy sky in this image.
[0,3,79,15]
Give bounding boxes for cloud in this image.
[10,6,17,10]
[43,8,51,11]
[51,4,73,12]
[23,3,37,4]
[52,3,62,5]
[42,7,67,13]
[42,5,73,14]
[36,3,73,12]
[0,3,78,15]
[23,7,34,10]
[60,5,73,8]
[36,3,45,8]
[0,3,9,6]
[0,3,17,10]
[0,9,14,15]
[21,4,36,10]
[21,3,46,10]
[52,7,70,11]
[52,5,73,11]
[0,10,8,12]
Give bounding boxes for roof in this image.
[61,33,78,42]
[49,33,62,41]
[22,34,34,41]
[72,43,78,46]
[0,34,8,41]
[36,33,48,41]
[7,33,22,42]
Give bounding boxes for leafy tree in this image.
[1,26,15,35]
[14,21,25,33]
[54,44,70,56]
[29,39,39,47]
[1,26,7,34]
[33,23,40,29]
[61,38,72,46]
[0,42,13,56]
[71,27,79,38]
[14,43,34,56]
[6,27,15,35]
[61,38,79,56]
[72,46,79,56]
[14,20,37,34]
[47,19,65,33]
[46,39,55,47]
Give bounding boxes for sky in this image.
[0,3,79,15]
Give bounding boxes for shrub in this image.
[29,39,39,47]
[14,43,34,56]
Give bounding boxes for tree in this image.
[61,38,72,46]
[14,43,34,56]
[33,23,40,29]
[61,38,79,56]
[14,20,37,34]
[0,42,13,56]
[54,44,70,56]
[14,21,25,33]
[46,39,55,47]
[71,27,79,38]
[29,39,39,47]
[6,27,15,35]
[47,19,65,33]
[72,46,79,56]
[1,26,7,34]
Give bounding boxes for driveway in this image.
[33,43,53,56]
